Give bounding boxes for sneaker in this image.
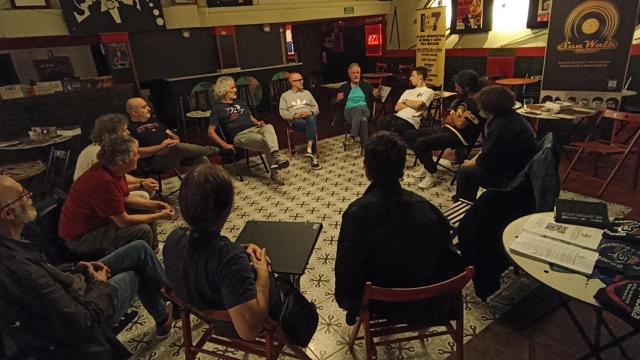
[303,150,314,159]
[310,157,321,170]
[417,173,435,189]
[156,304,174,339]
[411,167,429,179]
[270,171,285,185]
[438,157,453,168]
[343,136,356,147]
[270,156,290,170]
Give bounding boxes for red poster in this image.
[455,0,484,31]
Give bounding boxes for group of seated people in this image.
[0,65,539,359]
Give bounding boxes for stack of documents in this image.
[510,214,604,275]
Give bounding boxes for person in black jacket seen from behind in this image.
[334,131,462,327]
[455,85,537,202]
[336,63,378,149]
[0,175,171,360]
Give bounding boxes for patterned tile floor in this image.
[119,135,631,360]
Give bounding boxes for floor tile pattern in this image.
[119,135,630,360]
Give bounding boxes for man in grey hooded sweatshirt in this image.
[279,72,321,170]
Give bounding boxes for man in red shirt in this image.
[59,135,175,259]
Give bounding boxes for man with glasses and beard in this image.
[0,176,172,359]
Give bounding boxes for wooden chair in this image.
[348,266,475,360]
[285,124,320,159]
[562,110,640,196]
[161,287,312,360]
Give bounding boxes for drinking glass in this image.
[524,98,534,110]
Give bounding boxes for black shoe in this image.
[270,156,290,170]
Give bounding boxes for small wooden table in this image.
[495,78,540,86]
[496,78,541,100]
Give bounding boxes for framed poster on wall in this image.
[527,0,551,29]
[450,0,493,34]
[10,0,48,9]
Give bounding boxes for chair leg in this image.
[286,130,294,158]
[348,317,363,352]
[363,314,375,360]
[598,141,639,197]
[259,153,270,173]
[265,332,274,360]
[561,147,584,183]
[455,319,464,360]
[230,159,244,182]
[181,310,195,360]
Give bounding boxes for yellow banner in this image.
[416,7,447,88]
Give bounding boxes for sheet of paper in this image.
[379,86,391,102]
[510,232,598,275]
[522,214,603,250]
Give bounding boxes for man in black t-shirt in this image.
[126,97,229,173]
[410,70,486,189]
[207,76,289,185]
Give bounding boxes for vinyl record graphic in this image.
[564,0,619,42]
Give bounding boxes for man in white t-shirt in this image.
[379,67,434,149]
[74,113,158,199]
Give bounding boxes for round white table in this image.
[503,212,640,359]
[503,212,603,305]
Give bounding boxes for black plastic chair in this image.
[216,126,269,182]
[46,147,72,191]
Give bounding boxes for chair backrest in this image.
[361,266,475,306]
[46,147,71,190]
[584,110,640,144]
[161,287,233,322]
[236,84,256,115]
[604,110,640,144]
[270,79,291,109]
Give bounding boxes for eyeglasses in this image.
[0,190,32,212]
[290,79,304,82]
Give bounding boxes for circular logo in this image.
[581,18,601,35]
[564,0,619,41]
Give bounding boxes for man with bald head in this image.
[0,176,172,358]
[126,97,229,173]
[279,72,321,169]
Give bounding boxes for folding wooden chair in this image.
[562,110,640,196]
[161,288,312,360]
[443,199,474,244]
[348,267,475,360]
